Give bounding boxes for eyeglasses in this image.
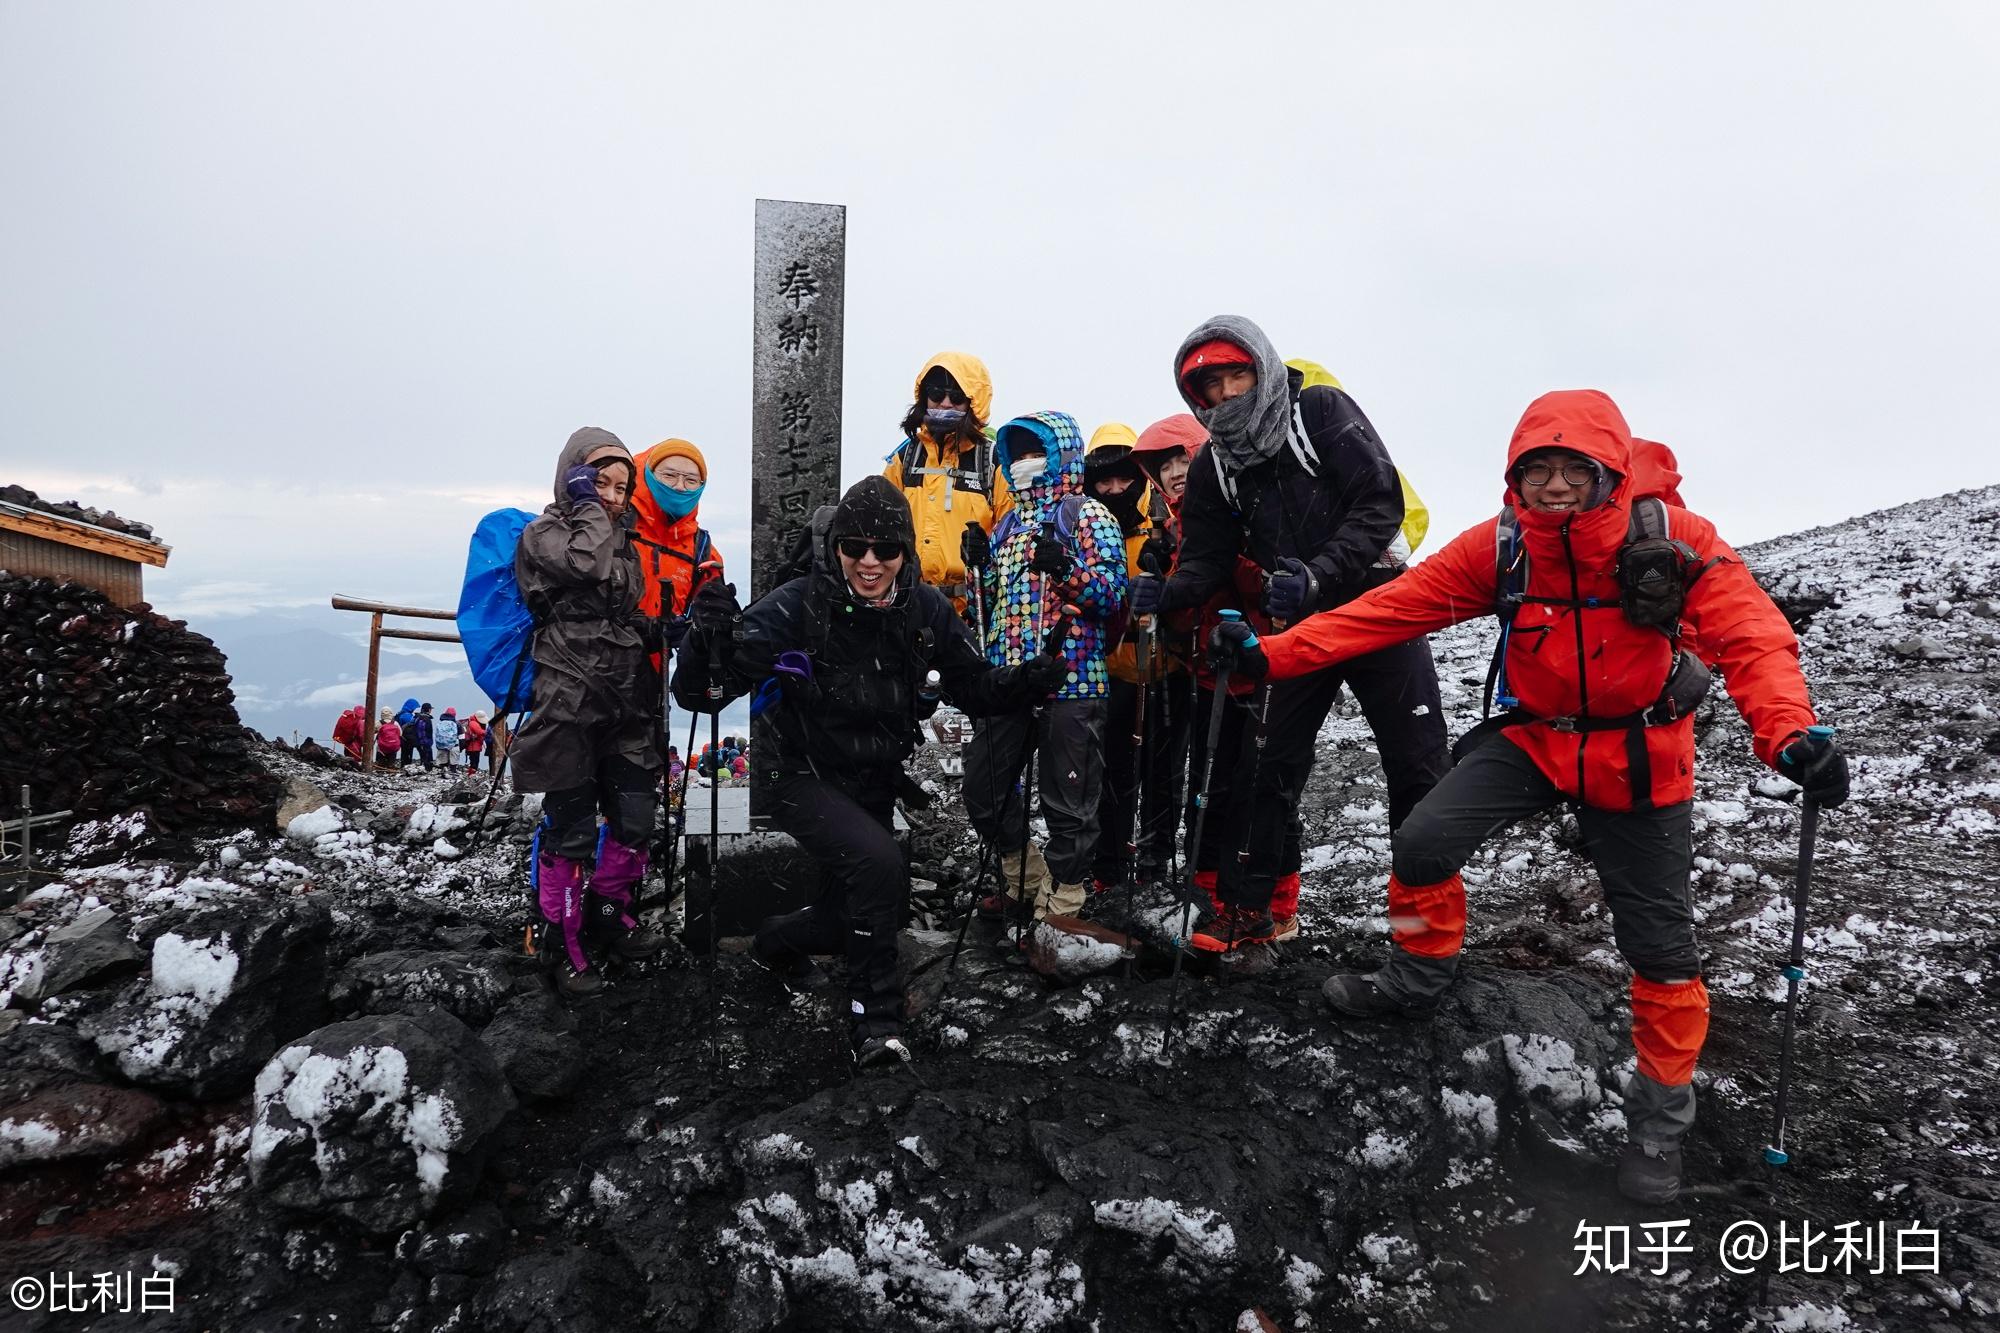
[653,468,703,490]
[837,538,904,561]
[924,382,967,405]
[1515,461,1600,488]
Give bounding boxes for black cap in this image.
[829,475,917,554]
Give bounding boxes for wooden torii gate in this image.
[331,595,461,767]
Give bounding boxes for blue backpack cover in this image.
[458,508,538,712]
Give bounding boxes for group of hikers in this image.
[491,316,1850,1204]
[331,699,498,773]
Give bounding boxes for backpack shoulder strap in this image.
[1493,504,1527,621]
[1288,397,1324,476]
[1628,495,1668,543]
[1210,445,1239,510]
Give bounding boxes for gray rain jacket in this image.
[508,427,662,793]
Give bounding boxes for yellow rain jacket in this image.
[1285,359,1430,559]
[880,351,1013,600]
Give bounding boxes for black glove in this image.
[664,616,691,652]
[1262,557,1320,623]
[1030,535,1072,580]
[562,463,603,507]
[689,579,741,637]
[1130,572,1166,617]
[631,617,664,653]
[1208,619,1269,680]
[1138,531,1173,577]
[960,521,990,571]
[1020,650,1069,697]
[1779,727,1849,807]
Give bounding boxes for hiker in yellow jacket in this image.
[881,352,1013,618]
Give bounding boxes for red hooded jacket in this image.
[1262,390,1816,811]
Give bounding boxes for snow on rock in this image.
[283,804,347,843]
[1092,1198,1239,1271]
[248,1009,512,1233]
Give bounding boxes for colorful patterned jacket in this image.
[978,411,1128,700]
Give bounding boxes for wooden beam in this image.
[380,627,462,644]
[331,595,456,621]
[0,506,171,568]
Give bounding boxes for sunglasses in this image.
[924,383,967,405]
[837,538,904,561]
[1514,461,1601,487]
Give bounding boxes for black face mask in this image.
[1094,483,1146,531]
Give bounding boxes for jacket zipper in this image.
[1561,518,1589,805]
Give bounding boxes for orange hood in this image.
[1504,389,1633,506]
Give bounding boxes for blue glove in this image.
[1262,557,1320,623]
[1779,726,1849,807]
[563,464,603,507]
[1130,573,1166,617]
[1208,618,1268,680]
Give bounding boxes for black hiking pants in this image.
[760,772,907,1039]
[1206,633,1450,913]
[1092,675,1193,884]
[541,754,658,858]
[964,698,1108,886]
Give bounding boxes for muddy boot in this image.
[850,995,910,1073]
[1321,971,1439,1020]
[588,895,666,960]
[537,852,599,996]
[1190,904,1278,953]
[981,849,1035,922]
[1043,880,1088,920]
[751,908,832,994]
[556,959,604,998]
[1617,1143,1683,1204]
[1620,1072,1694,1203]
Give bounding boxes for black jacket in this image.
[673,529,1021,781]
[1164,378,1405,616]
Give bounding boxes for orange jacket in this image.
[1262,390,1816,811]
[628,439,725,675]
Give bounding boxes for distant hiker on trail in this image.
[396,696,420,768]
[964,411,1128,930]
[508,427,668,997]
[674,475,1065,1070]
[881,352,1013,618]
[629,437,723,677]
[1130,316,1451,954]
[332,705,365,762]
[413,703,436,771]
[375,710,402,769]
[1210,388,1851,1205]
[463,710,487,768]
[434,708,460,769]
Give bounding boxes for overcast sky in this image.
[3,1,1996,631]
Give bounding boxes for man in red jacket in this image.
[1211,389,1850,1203]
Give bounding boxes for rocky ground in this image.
[2,486,1997,1331]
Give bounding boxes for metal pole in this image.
[1765,794,1823,1166]
[18,785,29,876]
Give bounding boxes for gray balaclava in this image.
[1172,315,1293,472]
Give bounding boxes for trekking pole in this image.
[1167,611,1241,1046]
[639,562,719,912]
[1765,741,1832,1166]
[1009,599,1076,959]
[704,608,735,1068]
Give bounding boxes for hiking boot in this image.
[555,961,603,998]
[1189,904,1278,953]
[1617,1143,1683,1204]
[749,947,829,994]
[611,923,668,960]
[854,1035,915,1072]
[1321,971,1437,1020]
[977,891,1031,924]
[1271,914,1299,943]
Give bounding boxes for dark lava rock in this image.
[248,1006,514,1233]
[480,991,586,1101]
[80,898,331,1098]
[331,947,520,1026]
[18,905,145,1001]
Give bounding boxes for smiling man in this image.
[1209,388,1851,1203]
